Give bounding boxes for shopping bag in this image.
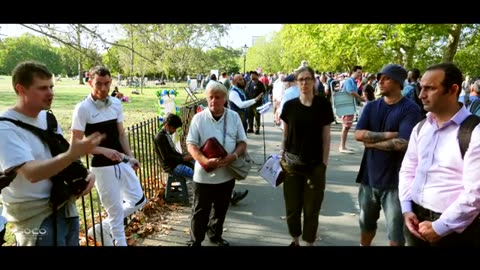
[228,151,254,180]
[258,154,285,187]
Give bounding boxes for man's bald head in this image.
[232,74,246,89]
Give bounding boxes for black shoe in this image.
[255,130,260,135]
[247,129,254,133]
[231,190,248,206]
[289,241,300,247]
[209,237,230,246]
[187,240,201,247]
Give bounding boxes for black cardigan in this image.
[153,129,186,173]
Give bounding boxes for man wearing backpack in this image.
[399,62,480,247]
[0,61,103,246]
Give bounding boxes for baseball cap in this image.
[283,74,295,82]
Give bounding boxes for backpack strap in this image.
[46,110,58,134]
[458,114,480,158]
[0,117,49,141]
[416,118,427,136]
[414,114,480,159]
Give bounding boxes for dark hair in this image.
[425,62,463,98]
[351,65,362,73]
[364,84,375,101]
[12,60,52,93]
[88,66,111,79]
[409,68,421,81]
[165,113,182,128]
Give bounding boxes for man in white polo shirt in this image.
[186,81,248,247]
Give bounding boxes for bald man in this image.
[229,74,263,132]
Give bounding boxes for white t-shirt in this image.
[186,108,247,184]
[272,79,286,102]
[71,94,124,131]
[0,110,56,203]
[71,95,124,167]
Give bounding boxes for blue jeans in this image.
[34,205,80,246]
[172,164,193,179]
[358,184,405,245]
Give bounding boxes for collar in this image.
[426,104,470,128]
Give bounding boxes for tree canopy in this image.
[1,24,479,80]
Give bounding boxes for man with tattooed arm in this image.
[354,64,422,246]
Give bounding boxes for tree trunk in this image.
[443,24,462,62]
[78,60,84,85]
[130,30,134,85]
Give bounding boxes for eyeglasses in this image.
[297,78,314,83]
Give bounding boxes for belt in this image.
[412,203,442,221]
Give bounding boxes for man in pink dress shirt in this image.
[399,62,480,247]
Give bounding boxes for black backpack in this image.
[416,114,480,158]
[0,111,89,207]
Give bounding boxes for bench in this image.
[164,174,189,204]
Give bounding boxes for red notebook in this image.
[199,137,228,172]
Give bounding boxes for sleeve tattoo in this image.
[365,138,408,152]
[362,131,389,143]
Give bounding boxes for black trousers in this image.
[283,163,326,243]
[406,203,480,247]
[190,179,235,245]
[247,105,261,131]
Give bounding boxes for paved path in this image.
[139,107,389,246]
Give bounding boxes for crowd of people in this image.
[1,59,480,248]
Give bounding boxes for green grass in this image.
[0,76,205,139]
[0,75,205,246]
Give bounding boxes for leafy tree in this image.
[103,45,124,76]
[205,46,242,75]
[0,34,62,75]
[56,46,78,77]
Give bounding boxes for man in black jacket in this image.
[154,114,248,205]
[245,71,266,134]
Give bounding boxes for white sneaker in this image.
[88,222,115,246]
[339,148,355,154]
